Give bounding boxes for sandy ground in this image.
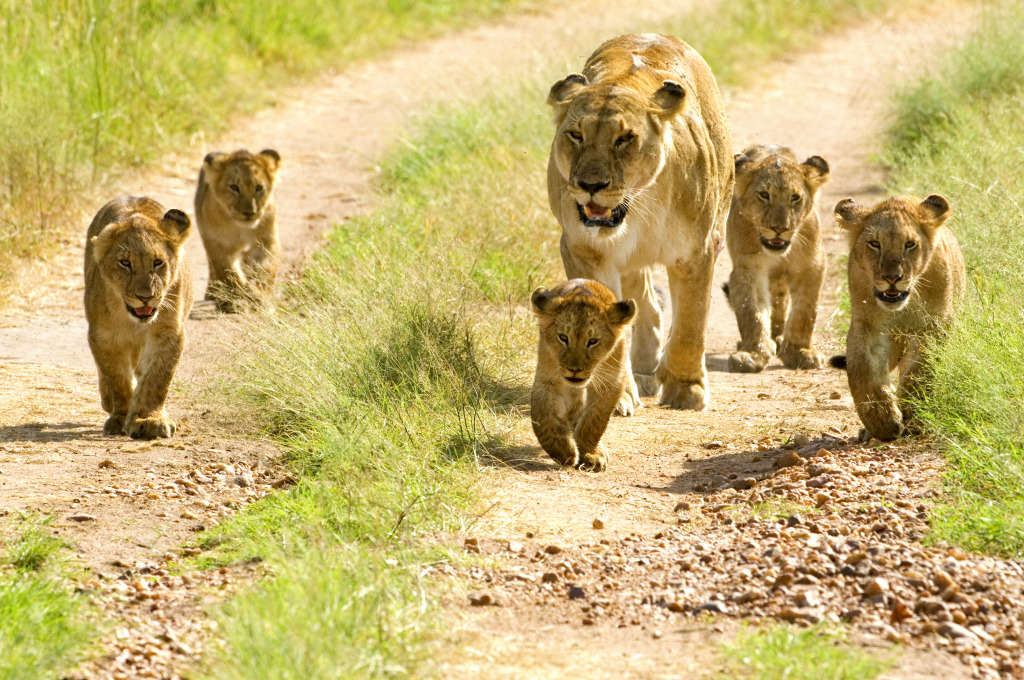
[0,0,1004,677]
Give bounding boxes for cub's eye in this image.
[566,131,582,144]
[867,240,881,250]
[615,132,635,148]
[557,334,569,346]
[790,194,802,204]
[757,191,770,201]
[229,184,241,195]
[255,184,264,194]
[586,338,600,348]
[905,240,917,250]
[153,258,165,268]
[119,259,131,269]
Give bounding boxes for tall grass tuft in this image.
[882,1,1024,557]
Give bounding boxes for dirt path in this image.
[2,1,1013,679]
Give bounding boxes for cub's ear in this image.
[650,80,685,118]
[607,299,637,327]
[259,149,282,173]
[918,193,952,230]
[531,286,557,315]
[734,153,753,175]
[834,198,865,228]
[801,155,830,190]
[160,209,191,246]
[202,151,227,174]
[90,225,118,264]
[547,74,588,108]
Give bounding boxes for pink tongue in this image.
[586,202,610,219]
[136,306,154,316]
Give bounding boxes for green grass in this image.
[720,624,893,680]
[0,0,543,305]
[881,1,1024,557]
[0,515,95,680]
[198,0,929,676]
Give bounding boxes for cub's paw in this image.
[127,415,176,440]
[578,450,607,473]
[102,414,127,436]
[657,371,709,411]
[728,350,767,373]
[634,372,660,398]
[779,343,824,370]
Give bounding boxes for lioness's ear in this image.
[259,149,282,173]
[650,80,686,118]
[547,74,588,107]
[801,155,830,190]
[160,209,191,246]
[918,194,952,229]
[834,198,864,228]
[607,299,637,327]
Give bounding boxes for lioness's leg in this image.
[659,244,716,409]
[126,331,184,440]
[530,382,579,467]
[573,343,627,472]
[726,264,773,373]
[846,327,902,441]
[779,258,825,370]
[622,268,662,397]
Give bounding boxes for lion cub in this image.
[194,148,281,312]
[834,194,965,441]
[725,145,830,372]
[530,280,636,472]
[84,196,194,439]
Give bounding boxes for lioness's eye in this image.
[229,184,241,194]
[557,334,569,345]
[153,259,164,268]
[757,191,770,201]
[587,338,600,348]
[255,185,264,194]
[566,131,582,144]
[868,240,881,249]
[119,259,131,269]
[905,240,917,250]
[615,132,635,147]
[790,194,802,204]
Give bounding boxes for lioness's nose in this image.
[578,180,609,195]
[882,273,902,285]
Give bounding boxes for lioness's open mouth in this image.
[127,304,157,321]
[564,376,587,384]
[874,288,910,304]
[577,201,628,229]
[760,236,790,251]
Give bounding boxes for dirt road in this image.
[3,1,1013,678]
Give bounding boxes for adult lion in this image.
[833,194,965,441]
[84,196,194,439]
[547,33,733,414]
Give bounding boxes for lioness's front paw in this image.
[657,372,709,411]
[615,377,643,417]
[102,414,127,436]
[728,350,767,373]
[127,415,176,440]
[634,372,660,397]
[779,343,824,370]
[578,450,607,473]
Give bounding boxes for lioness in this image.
[834,194,965,441]
[547,33,733,415]
[84,196,194,439]
[194,148,281,312]
[531,279,636,472]
[725,145,830,372]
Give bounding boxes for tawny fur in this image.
[194,148,281,313]
[725,145,830,373]
[84,196,194,439]
[546,33,733,416]
[834,194,965,441]
[531,280,636,472]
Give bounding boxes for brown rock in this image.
[68,514,96,522]
[774,452,803,469]
[592,518,605,530]
[544,545,562,555]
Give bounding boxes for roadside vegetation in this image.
[0,0,543,304]
[198,0,923,677]
[0,515,95,680]
[882,1,1024,557]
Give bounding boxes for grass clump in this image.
[0,515,95,680]
[720,624,893,680]
[881,1,1024,557]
